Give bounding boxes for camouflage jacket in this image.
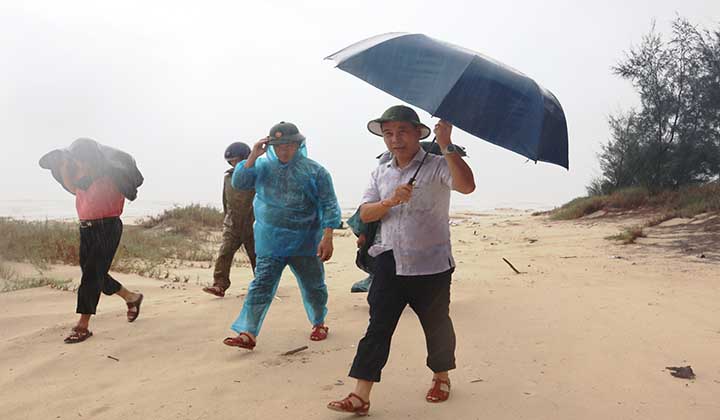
[223,168,254,231]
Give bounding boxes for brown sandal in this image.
[426,378,451,403]
[202,286,226,297]
[310,325,328,341]
[223,332,256,350]
[126,293,144,323]
[327,393,370,416]
[64,326,93,344]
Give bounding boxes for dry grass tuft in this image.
[550,183,719,221]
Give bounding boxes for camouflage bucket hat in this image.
[367,105,431,140]
[267,121,306,145]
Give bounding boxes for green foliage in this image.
[606,226,646,244]
[0,261,19,282]
[0,218,79,266]
[551,183,719,221]
[139,204,224,234]
[1,275,73,293]
[551,187,650,220]
[594,17,720,193]
[0,260,72,293]
[0,204,222,276]
[673,182,720,216]
[550,196,606,220]
[603,187,649,209]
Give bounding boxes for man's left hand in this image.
[356,233,367,248]
[317,236,334,262]
[434,120,453,149]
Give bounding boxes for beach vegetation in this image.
[0,260,73,292]
[138,203,224,234]
[589,17,720,196]
[605,226,646,244]
[551,182,719,221]
[0,205,232,279]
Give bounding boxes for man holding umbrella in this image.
[328,105,475,415]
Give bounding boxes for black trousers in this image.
[349,251,456,382]
[76,217,124,315]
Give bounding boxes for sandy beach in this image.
[1,210,719,420]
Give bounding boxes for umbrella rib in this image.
[407,54,474,185]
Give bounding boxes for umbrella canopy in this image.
[326,33,569,169]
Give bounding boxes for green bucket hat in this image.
[367,105,431,140]
[267,121,306,145]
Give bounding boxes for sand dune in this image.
[1,211,719,419]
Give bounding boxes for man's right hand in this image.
[384,184,413,207]
[245,137,270,168]
[250,138,270,159]
[361,184,414,223]
[58,158,78,194]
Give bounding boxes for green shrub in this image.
[0,214,217,276]
[604,187,649,210]
[675,183,720,217]
[139,204,224,234]
[0,218,78,266]
[606,226,646,244]
[550,196,606,220]
[0,260,72,293]
[551,182,718,220]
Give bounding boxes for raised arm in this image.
[244,138,269,169]
[232,138,268,190]
[435,120,475,194]
[58,159,78,195]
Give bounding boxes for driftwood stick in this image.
[502,258,521,274]
[107,355,120,362]
[281,345,308,356]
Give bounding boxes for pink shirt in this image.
[75,176,125,221]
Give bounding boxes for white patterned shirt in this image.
[361,148,455,276]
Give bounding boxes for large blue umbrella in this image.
[325,32,569,169]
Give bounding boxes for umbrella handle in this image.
[408,136,436,185]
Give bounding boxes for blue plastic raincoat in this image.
[231,142,341,257]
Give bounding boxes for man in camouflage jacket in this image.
[203,142,257,297]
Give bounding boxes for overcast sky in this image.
[1,0,718,216]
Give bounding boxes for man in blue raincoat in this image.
[222,121,342,350]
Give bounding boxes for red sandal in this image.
[310,325,328,341]
[126,293,144,323]
[223,332,256,350]
[327,392,370,416]
[64,326,93,344]
[202,286,226,297]
[426,378,451,403]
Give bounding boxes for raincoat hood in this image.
[266,140,308,165]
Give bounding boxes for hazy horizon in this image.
[2,1,719,217]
